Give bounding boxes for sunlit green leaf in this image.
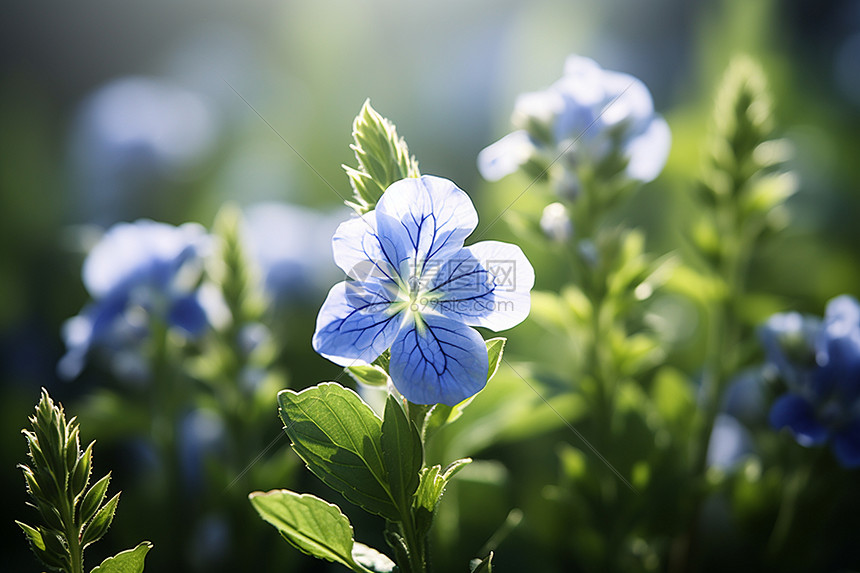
[90,541,153,573]
[15,520,45,552]
[486,338,506,383]
[81,492,120,548]
[344,100,420,213]
[651,367,695,431]
[352,543,396,573]
[346,364,391,387]
[278,383,398,520]
[381,395,423,514]
[80,473,111,526]
[249,490,371,573]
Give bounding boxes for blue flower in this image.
[478,55,671,194]
[763,296,860,468]
[69,77,218,224]
[59,220,212,379]
[313,175,534,406]
[707,414,754,471]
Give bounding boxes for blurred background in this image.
[2,0,860,570]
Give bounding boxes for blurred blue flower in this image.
[760,311,820,389]
[179,408,226,492]
[59,220,212,380]
[241,202,344,305]
[540,202,573,243]
[722,369,768,427]
[707,414,754,471]
[763,296,860,468]
[478,55,670,195]
[313,175,534,406]
[69,77,218,224]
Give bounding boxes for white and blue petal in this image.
[375,176,478,279]
[624,116,671,183]
[388,313,488,406]
[477,131,534,182]
[331,211,401,285]
[430,241,534,331]
[312,281,404,367]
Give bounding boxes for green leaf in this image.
[346,364,391,387]
[16,520,45,551]
[81,492,120,548]
[17,521,68,570]
[381,396,423,515]
[469,552,494,572]
[249,489,372,573]
[740,171,798,216]
[343,99,420,213]
[278,383,399,520]
[90,541,153,573]
[70,441,94,500]
[485,338,506,383]
[651,367,695,432]
[413,458,471,514]
[351,543,396,573]
[80,472,111,526]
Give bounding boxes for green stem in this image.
[148,320,185,564]
[568,178,624,569]
[767,455,815,558]
[402,515,428,573]
[679,191,754,573]
[62,496,84,573]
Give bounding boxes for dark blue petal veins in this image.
[388,313,488,406]
[312,281,404,367]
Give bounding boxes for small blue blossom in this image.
[762,296,860,468]
[313,175,535,406]
[59,220,212,380]
[478,55,671,194]
[707,414,754,471]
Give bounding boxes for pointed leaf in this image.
[343,100,420,213]
[485,338,506,383]
[442,457,472,481]
[80,473,111,526]
[24,526,68,571]
[42,528,68,560]
[381,396,423,515]
[249,490,372,573]
[278,383,398,520]
[414,458,471,514]
[470,552,494,572]
[16,520,46,551]
[70,441,94,500]
[346,364,391,387]
[351,543,396,573]
[90,541,153,573]
[81,492,120,547]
